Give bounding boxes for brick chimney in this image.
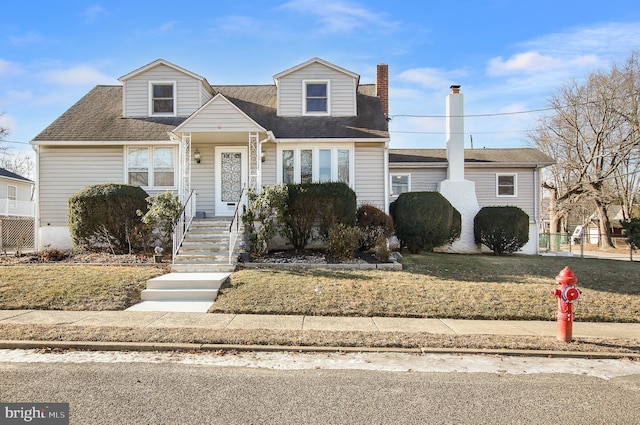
[376,63,389,118]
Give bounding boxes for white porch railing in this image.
[0,199,35,217]
[172,190,197,263]
[228,188,246,264]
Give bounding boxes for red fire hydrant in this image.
[551,266,581,342]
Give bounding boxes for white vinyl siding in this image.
[189,144,215,216]
[176,96,264,133]
[38,146,124,226]
[466,168,535,217]
[122,64,205,117]
[277,62,357,117]
[260,144,277,187]
[354,145,386,210]
[388,168,447,193]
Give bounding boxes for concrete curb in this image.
[1,339,639,360]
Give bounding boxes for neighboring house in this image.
[31,57,553,255]
[31,58,390,250]
[389,147,554,254]
[0,167,34,218]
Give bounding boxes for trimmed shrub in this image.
[474,206,530,255]
[392,192,461,253]
[68,183,149,253]
[278,182,356,250]
[356,204,394,251]
[326,224,363,260]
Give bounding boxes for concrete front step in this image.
[174,254,231,264]
[180,241,228,250]
[146,272,229,290]
[141,288,219,301]
[171,263,236,273]
[140,271,230,302]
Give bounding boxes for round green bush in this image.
[474,206,530,255]
[68,183,149,253]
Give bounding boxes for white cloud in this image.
[133,21,180,38]
[397,67,467,90]
[8,31,44,47]
[0,59,24,78]
[280,0,398,34]
[487,52,598,76]
[82,5,109,23]
[41,65,116,86]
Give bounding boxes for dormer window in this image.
[304,80,329,115]
[149,81,176,116]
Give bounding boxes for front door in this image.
[215,147,247,216]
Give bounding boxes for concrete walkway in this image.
[1,309,640,340]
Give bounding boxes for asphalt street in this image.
[2,350,640,424]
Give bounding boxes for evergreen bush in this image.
[392,192,461,253]
[279,182,356,250]
[68,183,149,253]
[474,206,530,255]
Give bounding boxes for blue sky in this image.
[2,0,640,155]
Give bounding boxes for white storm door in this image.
[215,147,247,216]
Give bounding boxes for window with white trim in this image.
[304,81,329,115]
[496,173,517,197]
[390,174,410,196]
[278,145,353,186]
[149,82,176,116]
[127,146,176,188]
[7,185,17,208]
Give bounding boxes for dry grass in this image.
[212,253,640,322]
[0,265,166,310]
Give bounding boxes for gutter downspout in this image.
[257,131,275,193]
[32,144,40,251]
[384,141,390,213]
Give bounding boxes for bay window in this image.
[278,145,353,186]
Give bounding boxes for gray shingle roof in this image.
[0,167,33,183]
[33,86,184,142]
[389,148,555,165]
[33,84,389,142]
[214,84,388,139]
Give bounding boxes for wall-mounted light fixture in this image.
[194,149,201,164]
[261,152,266,163]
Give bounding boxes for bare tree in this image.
[0,112,34,179]
[530,53,640,249]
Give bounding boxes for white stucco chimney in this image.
[438,85,481,253]
[446,85,464,181]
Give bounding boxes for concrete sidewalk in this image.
[2,309,640,340]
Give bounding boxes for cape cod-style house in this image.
[31,58,553,259]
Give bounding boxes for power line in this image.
[391,106,556,119]
[1,140,31,145]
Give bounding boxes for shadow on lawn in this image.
[400,252,640,295]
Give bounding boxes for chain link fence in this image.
[0,217,35,254]
[539,232,632,257]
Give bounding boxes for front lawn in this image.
[212,253,640,322]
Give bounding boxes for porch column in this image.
[180,132,192,202]
[248,132,259,191]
